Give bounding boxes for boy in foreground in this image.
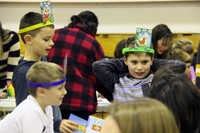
[0,61,77,133]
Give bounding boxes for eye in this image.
[131,61,137,65]
[141,60,149,65]
[43,37,50,42]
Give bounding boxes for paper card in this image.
[69,114,87,133]
[40,0,54,22]
[69,114,104,133]
[85,116,104,133]
[135,27,152,48]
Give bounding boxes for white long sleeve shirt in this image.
[0,95,53,133]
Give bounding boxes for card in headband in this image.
[40,0,54,23]
[135,27,152,48]
[122,28,154,55]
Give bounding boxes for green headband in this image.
[19,20,53,34]
[122,46,155,55]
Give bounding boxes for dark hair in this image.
[19,12,54,43]
[114,37,135,58]
[114,39,126,58]
[67,11,99,36]
[151,24,173,58]
[150,65,200,133]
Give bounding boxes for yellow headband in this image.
[19,20,53,34]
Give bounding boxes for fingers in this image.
[59,119,79,133]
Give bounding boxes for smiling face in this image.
[124,53,153,79]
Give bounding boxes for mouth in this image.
[46,49,51,53]
[135,72,144,76]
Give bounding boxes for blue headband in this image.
[27,77,67,88]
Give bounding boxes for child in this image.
[93,29,185,102]
[101,98,179,133]
[0,61,77,133]
[151,24,173,59]
[93,44,155,102]
[149,65,200,133]
[12,12,76,133]
[166,48,194,82]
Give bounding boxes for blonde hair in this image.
[167,48,192,63]
[26,61,65,97]
[171,38,194,55]
[108,98,179,133]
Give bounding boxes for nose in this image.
[63,87,67,95]
[136,63,143,71]
[49,39,54,47]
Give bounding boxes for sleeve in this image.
[151,58,186,72]
[6,32,20,80]
[92,40,105,61]
[12,67,29,105]
[92,58,128,93]
[196,42,200,89]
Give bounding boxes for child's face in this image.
[156,37,170,55]
[124,53,153,79]
[43,81,67,106]
[185,63,191,78]
[30,27,55,57]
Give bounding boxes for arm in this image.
[92,58,128,93]
[151,58,186,72]
[52,106,78,133]
[7,32,20,80]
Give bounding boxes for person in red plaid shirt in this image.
[47,11,107,120]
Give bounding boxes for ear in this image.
[36,87,46,96]
[23,34,32,45]
[150,57,154,65]
[123,56,128,66]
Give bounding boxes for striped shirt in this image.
[114,74,154,102]
[0,31,20,88]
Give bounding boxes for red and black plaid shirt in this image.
[47,27,104,113]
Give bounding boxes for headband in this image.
[19,20,53,34]
[122,46,155,55]
[122,27,154,55]
[27,77,67,88]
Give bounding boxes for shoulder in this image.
[14,60,35,75]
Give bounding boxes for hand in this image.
[0,92,7,99]
[59,119,78,133]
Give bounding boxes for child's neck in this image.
[35,97,47,113]
[24,53,41,61]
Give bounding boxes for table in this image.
[95,98,110,119]
[0,97,111,118]
[97,98,110,112]
[0,98,16,112]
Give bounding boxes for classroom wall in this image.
[0,1,200,33]
[0,1,200,56]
